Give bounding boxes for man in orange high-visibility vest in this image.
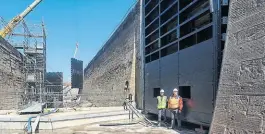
[168,88,183,129]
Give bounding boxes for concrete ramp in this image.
[210,0,265,133]
[18,102,45,114]
[31,115,41,133]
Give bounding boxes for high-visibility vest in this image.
[168,96,183,110]
[157,96,167,109]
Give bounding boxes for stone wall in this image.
[83,2,141,107]
[0,37,24,110]
[210,0,265,133]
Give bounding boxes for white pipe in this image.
[209,0,214,13]
[139,0,145,110]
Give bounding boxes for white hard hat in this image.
[173,88,178,92]
[160,89,165,93]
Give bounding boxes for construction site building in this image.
[45,72,63,108]
[71,58,83,93]
[143,0,228,126]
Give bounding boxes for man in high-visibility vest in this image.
[157,89,167,127]
[168,88,183,129]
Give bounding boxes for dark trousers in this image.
[170,109,181,128]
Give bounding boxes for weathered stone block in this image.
[221,34,240,61]
[222,36,265,66]
[217,84,240,96]
[227,113,262,131]
[225,128,256,134]
[219,63,240,86]
[228,9,265,34]
[239,83,265,95]
[210,124,226,134]
[211,110,228,125]
[232,22,265,45]
[239,58,265,83]
[229,0,265,22]
[249,96,265,106]
[229,95,249,114]
[214,95,231,112]
[247,105,264,116]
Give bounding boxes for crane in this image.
[73,42,79,59]
[0,0,42,38]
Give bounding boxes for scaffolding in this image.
[0,17,82,110]
[0,18,47,106]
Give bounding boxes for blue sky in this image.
[0,0,136,82]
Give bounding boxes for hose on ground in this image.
[99,122,138,126]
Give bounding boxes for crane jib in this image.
[0,0,42,38]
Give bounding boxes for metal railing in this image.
[123,94,154,127]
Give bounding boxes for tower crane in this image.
[73,42,79,59]
[0,0,42,38]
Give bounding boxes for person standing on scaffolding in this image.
[168,88,183,129]
[157,89,167,127]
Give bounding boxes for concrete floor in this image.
[5,125,196,134]
[53,123,181,134]
[0,120,196,134]
[0,107,197,134]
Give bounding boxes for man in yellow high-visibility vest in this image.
[157,89,167,127]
